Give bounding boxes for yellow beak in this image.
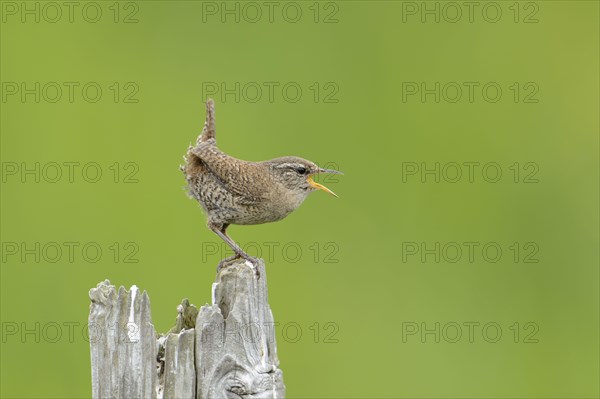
[307,175,339,197]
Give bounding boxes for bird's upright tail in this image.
[197,98,216,144]
[180,99,215,185]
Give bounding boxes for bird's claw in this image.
[243,255,261,279]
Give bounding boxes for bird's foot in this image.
[241,255,261,279]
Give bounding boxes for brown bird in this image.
[181,99,342,271]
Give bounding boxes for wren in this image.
[181,99,342,272]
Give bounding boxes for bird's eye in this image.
[296,167,307,175]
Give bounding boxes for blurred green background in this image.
[1,1,598,398]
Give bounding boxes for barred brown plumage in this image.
[181,99,342,274]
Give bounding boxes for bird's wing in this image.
[191,143,268,205]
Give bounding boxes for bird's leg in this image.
[209,223,260,276]
[209,223,252,260]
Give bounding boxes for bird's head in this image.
[266,156,342,199]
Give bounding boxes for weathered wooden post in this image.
[88,259,285,398]
[89,281,157,398]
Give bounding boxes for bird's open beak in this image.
[307,168,343,197]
